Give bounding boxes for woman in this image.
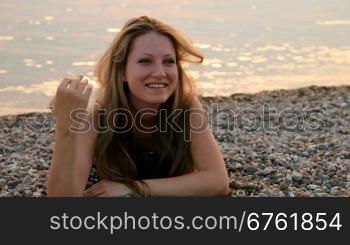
[47,16,229,197]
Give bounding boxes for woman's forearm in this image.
[138,169,230,197]
[47,122,85,197]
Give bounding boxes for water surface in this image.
[0,0,349,115]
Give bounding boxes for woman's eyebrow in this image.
[141,53,175,57]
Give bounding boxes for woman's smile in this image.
[145,82,168,88]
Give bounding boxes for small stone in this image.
[280,183,289,190]
[301,151,309,157]
[24,190,32,196]
[336,170,342,177]
[303,179,311,185]
[7,180,22,189]
[285,174,293,182]
[291,155,299,162]
[314,193,328,197]
[320,174,329,180]
[292,171,303,182]
[0,179,6,186]
[244,166,257,174]
[236,190,246,197]
[229,180,243,189]
[330,187,339,196]
[338,181,346,188]
[258,193,268,197]
[325,183,333,189]
[327,163,338,172]
[258,167,273,176]
[22,176,32,185]
[317,169,324,176]
[37,159,49,169]
[33,192,42,197]
[244,183,259,190]
[318,144,328,150]
[307,184,318,190]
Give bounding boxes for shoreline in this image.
[1,85,350,197]
[1,84,349,118]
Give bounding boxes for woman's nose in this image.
[152,62,166,78]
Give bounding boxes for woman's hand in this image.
[50,75,93,131]
[83,180,134,197]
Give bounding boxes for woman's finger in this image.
[83,180,106,197]
[68,74,83,89]
[70,79,79,90]
[77,79,88,94]
[58,78,71,90]
[84,181,100,193]
[84,188,104,197]
[83,84,93,98]
[96,193,108,197]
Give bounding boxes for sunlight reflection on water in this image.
[0,0,349,115]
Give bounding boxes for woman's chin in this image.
[144,98,168,108]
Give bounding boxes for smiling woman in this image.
[46,16,230,197]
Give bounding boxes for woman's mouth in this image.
[145,83,168,88]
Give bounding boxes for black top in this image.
[88,133,171,183]
[133,149,171,180]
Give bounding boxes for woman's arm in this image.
[138,98,230,197]
[47,121,96,196]
[47,76,96,197]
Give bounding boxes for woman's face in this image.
[123,32,178,111]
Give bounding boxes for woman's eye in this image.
[139,59,151,63]
[138,58,175,64]
[165,59,175,64]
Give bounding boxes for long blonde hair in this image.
[94,16,203,196]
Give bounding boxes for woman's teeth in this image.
[145,83,167,88]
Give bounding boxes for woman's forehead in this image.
[130,32,176,56]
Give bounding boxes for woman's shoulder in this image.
[188,96,208,131]
[190,96,203,110]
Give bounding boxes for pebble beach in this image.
[1,85,350,197]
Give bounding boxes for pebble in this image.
[2,86,350,197]
[292,172,303,182]
[24,190,32,196]
[330,187,340,196]
[307,184,318,190]
[301,151,309,157]
[318,144,328,150]
[0,179,6,186]
[244,166,258,174]
[285,175,293,183]
[327,163,338,172]
[22,176,32,185]
[257,167,274,176]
